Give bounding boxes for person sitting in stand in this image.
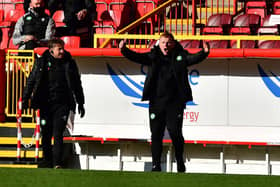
[48,0,96,36]
[13,0,55,50]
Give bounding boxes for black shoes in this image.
[151,165,162,172]
[151,163,185,172]
[177,163,186,173]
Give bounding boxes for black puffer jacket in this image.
[121,41,209,104]
[22,50,84,110]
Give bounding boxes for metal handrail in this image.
[100,0,177,48]
[95,34,280,49]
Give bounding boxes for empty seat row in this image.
[95,0,137,29]
[203,13,261,35]
[0,1,23,20]
[177,40,280,49]
[95,0,156,33]
[148,39,280,49]
[245,1,280,22]
[210,40,280,49]
[0,8,24,26]
[203,13,280,35]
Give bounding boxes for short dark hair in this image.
[160,31,175,41]
[48,38,65,49]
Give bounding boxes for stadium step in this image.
[0,149,43,158]
[0,164,37,168]
[0,122,40,168]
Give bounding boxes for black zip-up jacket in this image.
[121,41,209,104]
[22,50,84,111]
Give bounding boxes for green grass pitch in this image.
[1,168,280,187]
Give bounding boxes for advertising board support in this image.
[0,50,5,122]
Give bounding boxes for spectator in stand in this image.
[24,0,50,13]
[119,31,210,172]
[13,0,55,50]
[48,0,96,35]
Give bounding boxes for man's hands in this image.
[202,41,210,53]
[78,104,85,118]
[23,35,37,43]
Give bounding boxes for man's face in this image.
[159,36,175,56]
[50,44,65,59]
[30,0,44,9]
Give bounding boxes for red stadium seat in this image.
[0,3,16,19]
[52,10,66,27]
[108,0,134,29]
[230,40,256,48]
[0,9,24,27]
[14,2,24,10]
[0,9,4,22]
[61,36,80,48]
[256,15,279,47]
[0,27,13,49]
[206,13,232,26]
[203,14,232,34]
[258,40,280,48]
[93,23,116,48]
[96,0,108,21]
[180,40,201,48]
[12,0,24,2]
[135,0,155,16]
[207,40,229,48]
[273,1,280,14]
[230,27,251,34]
[8,37,18,49]
[94,2,116,28]
[203,27,224,34]
[5,9,24,22]
[257,27,278,35]
[230,14,257,49]
[231,14,261,34]
[257,15,279,35]
[246,1,267,23]
[135,0,156,34]
[262,15,276,27]
[233,14,260,27]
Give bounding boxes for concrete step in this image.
[0,137,41,145]
[0,150,43,158]
[0,164,37,168]
[0,122,36,128]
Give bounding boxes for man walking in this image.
[22,38,85,168]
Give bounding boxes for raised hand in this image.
[202,41,210,53]
[119,39,127,49]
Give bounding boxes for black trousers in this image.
[149,101,185,166]
[40,104,70,166]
